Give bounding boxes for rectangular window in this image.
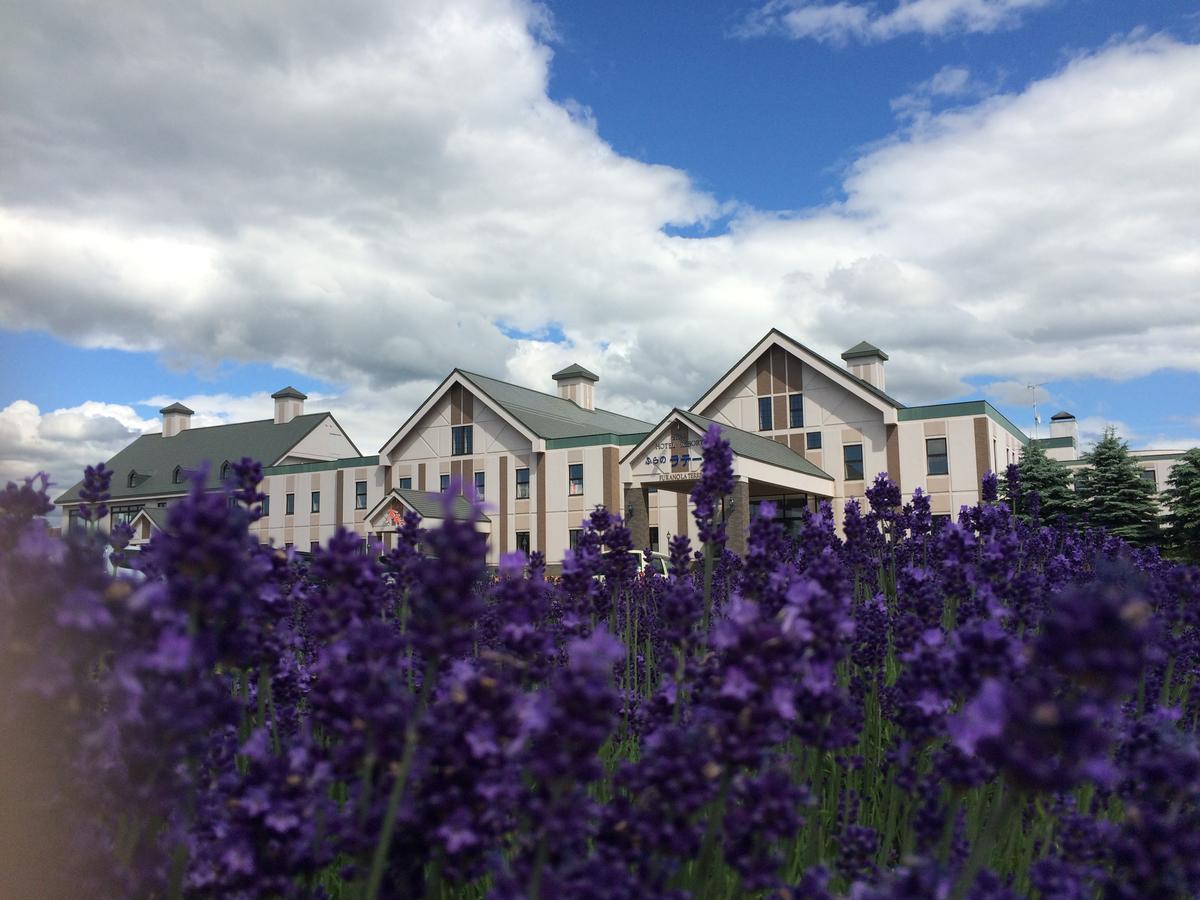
[285,542,293,550]
[440,474,451,493]
[569,528,582,551]
[355,480,367,509]
[649,526,660,552]
[474,471,485,500]
[1141,468,1157,487]
[926,438,949,476]
[285,493,295,516]
[110,505,142,527]
[806,432,822,450]
[261,495,270,516]
[515,467,530,500]
[310,541,319,555]
[311,491,320,513]
[789,393,804,429]
[451,425,473,456]
[68,508,84,532]
[758,396,773,431]
[398,477,412,490]
[516,531,531,555]
[843,444,865,481]
[568,463,584,496]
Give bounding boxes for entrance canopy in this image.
[622,409,835,498]
[366,488,492,536]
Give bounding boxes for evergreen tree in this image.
[1164,447,1200,562]
[1012,441,1081,525]
[1074,428,1161,545]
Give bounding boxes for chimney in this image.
[551,363,599,411]
[160,402,193,438]
[272,386,307,424]
[1049,411,1079,445]
[840,341,889,391]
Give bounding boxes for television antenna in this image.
[1027,383,1047,439]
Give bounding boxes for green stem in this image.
[951,784,1019,900]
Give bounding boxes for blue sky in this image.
[2,0,1199,484]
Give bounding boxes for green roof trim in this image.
[55,412,339,506]
[899,401,1029,445]
[367,488,490,523]
[457,370,653,441]
[841,341,889,361]
[1064,451,1188,466]
[552,363,599,381]
[1029,436,1075,450]
[675,409,834,481]
[545,432,648,450]
[263,455,379,476]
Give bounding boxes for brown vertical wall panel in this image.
[676,492,688,538]
[384,465,393,493]
[536,454,547,553]
[886,425,901,487]
[786,352,803,392]
[499,456,509,555]
[773,395,786,431]
[755,354,771,395]
[973,417,991,491]
[463,390,473,423]
[418,463,427,491]
[789,433,804,452]
[770,347,786,394]
[604,446,622,513]
[450,384,462,426]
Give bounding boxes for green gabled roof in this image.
[552,363,599,381]
[271,386,308,400]
[457,370,652,441]
[55,412,336,506]
[132,506,171,530]
[841,341,889,362]
[158,402,194,415]
[674,409,834,480]
[374,488,490,523]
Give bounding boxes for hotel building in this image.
[55,329,1187,566]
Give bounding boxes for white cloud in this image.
[1,4,1199,481]
[738,0,1053,44]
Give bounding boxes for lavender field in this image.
[3,426,1198,898]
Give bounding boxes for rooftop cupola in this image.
[840,341,889,391]
[1049,410,1078,444]
[159,402,194,438]
[552,363,599,411]
[272,386,307,424]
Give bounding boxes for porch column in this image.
[624,485,651,551]
[725,478,751,557]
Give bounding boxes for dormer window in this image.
[127,470,137,488]
[172,466,183,484]
[220,460,231,481]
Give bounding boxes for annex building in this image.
[55,329,1185,568]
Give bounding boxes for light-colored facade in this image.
[57,329,1190,565]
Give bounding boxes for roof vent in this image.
[272,386,307,424]
[840,341,888,391]
[160,401,194,438]
[552,363,599,411]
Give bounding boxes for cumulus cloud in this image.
[1,2,1199,478]
[737,0,1053,44]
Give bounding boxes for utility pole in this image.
[1027,383,1047,439]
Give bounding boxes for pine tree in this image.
[1164,447,1200,562]
[1074,428,1161,545]
[1014,441,1080,525]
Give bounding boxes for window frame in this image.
[440,473,451,493]
[515,531,531,555]
[398,477,412,490]
[474,470,485,500]
[806,432,822,451]
[515,467,530,500]
[355,480,368,509]
[788,393,804,429]
[649,526,659,552]
[568,463,584,496]
[925,437,949,477]
[450,425,473,457]
[285,493,295,516]
[261,495,270,517]
[172,465,183,484]
[758,396,773,431]
[843,443,865,481]
[568,528,583,551]
[310,491,320,514]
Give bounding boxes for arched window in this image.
[220,460,231,481]
[172,465,183,484]
[127,470,137,488]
